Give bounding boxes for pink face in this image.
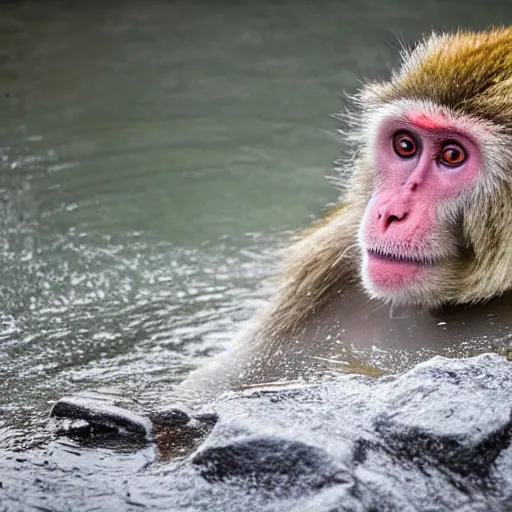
[359,112,483,302]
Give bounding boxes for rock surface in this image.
[182,353,512,511]
[5,354,512,511]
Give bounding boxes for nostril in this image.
[386,215,399,227]
[386,212,407,228]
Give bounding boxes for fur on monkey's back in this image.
[371,27,512,127]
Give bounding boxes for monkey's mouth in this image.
[367,249,438,267]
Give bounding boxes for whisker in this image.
[367,248,439,267]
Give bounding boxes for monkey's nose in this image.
[377,209,408,231]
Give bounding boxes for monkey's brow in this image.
[407,112,450,131]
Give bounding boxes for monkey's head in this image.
[355,28,512,309]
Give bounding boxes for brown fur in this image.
[254,27,512,343]
[368,28,512,128]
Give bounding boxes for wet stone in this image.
[148,409,191,428]
[192,436,353,498]
[45,354,512,510]
[373,355,512,476]
[193,412,219,426]
[177,354,512,510]
[49,395,220,460]
[50,395,154,441]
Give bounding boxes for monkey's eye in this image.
[440,143,467,166]
[393,133,418,158]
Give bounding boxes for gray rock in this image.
[183,354,512,510]
[42,354,512,511]
[50,395,154,441]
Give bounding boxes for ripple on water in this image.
[0,220,278,449]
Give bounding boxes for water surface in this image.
[1,0,512,509]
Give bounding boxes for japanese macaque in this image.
[185,27,512,394]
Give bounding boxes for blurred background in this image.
[0,0,511,483]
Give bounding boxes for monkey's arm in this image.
[257,202,362,341]
[181,203,363,395]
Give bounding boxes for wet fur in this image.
[253,27,512,343]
